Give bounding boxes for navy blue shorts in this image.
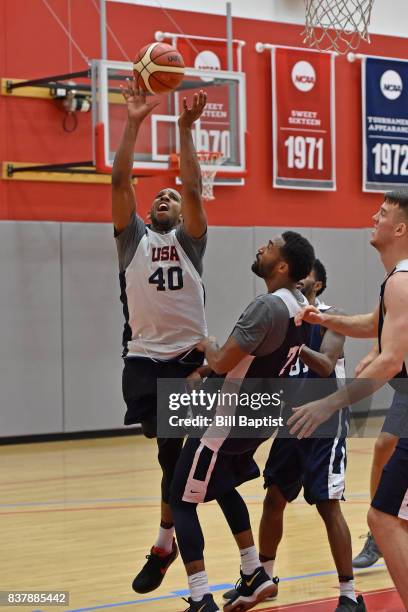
[371,438,408,520]
[170,437,260,505]
[122,349,204,425]
[381,391,408,437]
[263,436,347,505]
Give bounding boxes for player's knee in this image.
[374,433,397,461]
[316,499,340,522]
[367,506,381,533]
[157,438,183,472]
[263,486,286,516]
[141,419,157,439]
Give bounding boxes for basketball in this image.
[133,42,185,95]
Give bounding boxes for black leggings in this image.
[141,419,184,504]
[171,488,251,564]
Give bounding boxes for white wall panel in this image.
[0,222,62,436]
[61,223,126,432]
[203,227,255,344]
[0,222,395,438]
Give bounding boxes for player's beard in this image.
[252,257,281,279]
[150,211,177,232]
[251,257,271,278]
[251,259,264,278]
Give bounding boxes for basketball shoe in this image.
[223,576,279,603]
[182,593,220,611]
[352,532,382,568]
[132,538,178,593]
[335,594,366,611]
[223,566,277,611]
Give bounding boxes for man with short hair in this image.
[170,232,315,611]
[223,259,365,612]
[112,80,209,593]
[290,191,408,607]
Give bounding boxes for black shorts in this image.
[381,391,408,437]
[170,437,260,504]
[263,436,347,505]
[371,438,408,520]
[122,349,204,425]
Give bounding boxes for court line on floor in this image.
[0,445,374,488]
[0,491,370,510]
[0,498,372,516]
[36,564,386,612]
[257,586,399,611]
[0,467,160,487]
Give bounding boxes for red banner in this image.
[272,47,336,190]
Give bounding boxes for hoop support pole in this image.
[255,42,337,56]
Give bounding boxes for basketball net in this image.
[197,152,225,201]
[171,152,225,201]
[303,0,375,54]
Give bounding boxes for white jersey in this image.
[116,215,208,360]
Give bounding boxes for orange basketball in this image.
[133,42,185,95]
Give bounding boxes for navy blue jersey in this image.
[298,303,349,438]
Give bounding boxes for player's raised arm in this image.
[178,91,208,238]
[112,79,159,233]
[296,304,379,339]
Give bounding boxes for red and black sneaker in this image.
[132,538,179,594]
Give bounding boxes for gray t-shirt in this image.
[231,290,306,356]
[115,212,207,275]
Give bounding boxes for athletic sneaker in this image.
[223,576,279,602]
[182,593,220,611]
[223,566,277,612]
[352,532,382,568]
[132,538,178,593]
[335,594,366,611]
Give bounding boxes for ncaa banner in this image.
[363,57,408,192]
[272,47,336,190]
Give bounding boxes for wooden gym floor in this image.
[0,434,404,611]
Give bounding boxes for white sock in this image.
[240,546,260,576]
[340,579,357,603]
[262,559,275,579]
[154,526,174,554]
[188,571,209,602]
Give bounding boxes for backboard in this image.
[91,59,247,184]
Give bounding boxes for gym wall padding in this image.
[0,221,392,437]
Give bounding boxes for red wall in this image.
[1,0,408,227]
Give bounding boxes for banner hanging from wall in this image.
[272,46,336,190]
[363,57,408,192]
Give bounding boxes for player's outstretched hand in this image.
[294,305,325,327]
[287,400,328,439]
[120,77,160,123]
[178,90,207,128]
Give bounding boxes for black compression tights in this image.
[171,488,251,564]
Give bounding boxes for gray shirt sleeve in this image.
[231,295,290,356]
[114,212,146,272]
[175,224,207,277]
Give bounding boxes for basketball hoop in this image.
[303,0,375,55]
[171,151,225,201]
[197,151,225,201]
